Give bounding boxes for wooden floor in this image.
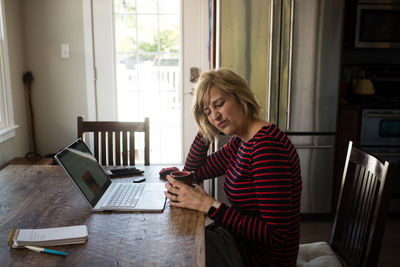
[300,216,400,267]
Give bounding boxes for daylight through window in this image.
[114,0,181,164]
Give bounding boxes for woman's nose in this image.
[213,110,221,120]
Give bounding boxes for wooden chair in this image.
[297,141,397,267]
[77,116,150,166]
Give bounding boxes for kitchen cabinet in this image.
[342,0,357,49]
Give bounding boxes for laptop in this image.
[54,138,166,212]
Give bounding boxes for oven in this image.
[360,109,400,212]
[361,109,400,146]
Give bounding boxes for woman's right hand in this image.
[164,175,215,213]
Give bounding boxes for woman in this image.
[164,68,302,267]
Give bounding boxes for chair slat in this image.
[355,172,376,264]
[353,173,370,264]
[351,169,369,263]
[343,164,361,253]
[348,167,368,258]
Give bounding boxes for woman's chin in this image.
[220,129,232,136]
[216,125,233,136]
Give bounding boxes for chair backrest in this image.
[77,116,150,166]
[330,141,397,267]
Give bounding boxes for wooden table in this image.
[0,165,205,266]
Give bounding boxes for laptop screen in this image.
[55,139,111,207]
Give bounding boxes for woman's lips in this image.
[217,120,227,128]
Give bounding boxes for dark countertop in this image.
[339,95,400,110]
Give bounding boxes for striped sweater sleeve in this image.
[183,132,209,172]
[183,132,235,181]
[208,136,299,248]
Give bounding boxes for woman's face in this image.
[203,86,247,138]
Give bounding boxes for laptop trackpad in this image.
[135,184,166,211]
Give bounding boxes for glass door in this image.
[114,0,181,164]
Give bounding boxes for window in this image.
[0,0,17,143]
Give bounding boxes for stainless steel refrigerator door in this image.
[217,0,271,120]
[289,135,335,213]
[279,0,343,132]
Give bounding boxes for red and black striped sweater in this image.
[184,124,302,266]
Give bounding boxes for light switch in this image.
[61,44,70,59]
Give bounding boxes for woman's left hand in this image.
[164,175,215,213]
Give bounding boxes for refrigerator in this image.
[214,0,344,214]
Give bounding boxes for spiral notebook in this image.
[8,225,88,248]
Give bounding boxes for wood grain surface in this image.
[0,165,205,266]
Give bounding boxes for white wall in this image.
[0,0,30,166]
[22,0,88,155]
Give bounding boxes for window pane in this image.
[137,15,158,53]
[137,53,158,91]
[159,91,180,128]
[159,15,179,52]
[137,0,158,14]
[115,14,136,52]
[117,91,140,121]
[159,54,179,92]
[114,0,136,13]
[116,53,138,92]
[137,91,160,124]
[159,0,180,14]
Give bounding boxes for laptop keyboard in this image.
[104,183,145,208]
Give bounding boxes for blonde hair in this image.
[193,68,260,142]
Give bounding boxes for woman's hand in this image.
[164,175,215,213]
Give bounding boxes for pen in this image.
[25,245,69,256]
